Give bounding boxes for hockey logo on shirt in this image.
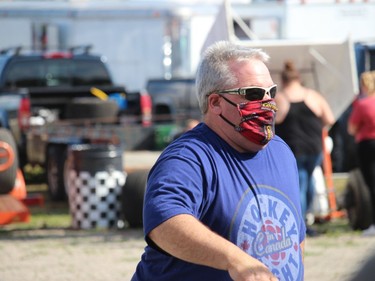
[229,185,303,281]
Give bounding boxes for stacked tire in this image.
[65,97,119,119]
[46,143,68,201]
[344,168,372,230]
[121,169,149,228]
[0,128,18,195]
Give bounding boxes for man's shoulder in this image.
[162,129,213,158]
[269,135,294,155]
[271,135,289,147]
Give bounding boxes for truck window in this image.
[3,58,112,88]
[72,60,112,86]
[0,57,7,74]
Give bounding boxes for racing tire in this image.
[65,97,119,119]
[0,128,18,194]
[46,144,68,201]
[121,169,149,228]
[344,168,372,230]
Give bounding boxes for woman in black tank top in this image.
[275,60,335,237]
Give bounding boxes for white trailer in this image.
[239,38,358,119]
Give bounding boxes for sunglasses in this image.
[217,84,277,101]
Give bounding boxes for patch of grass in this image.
[26,205,71,229]
[314,217,354,237]
[0,191,71,234]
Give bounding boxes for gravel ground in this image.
[0,228,145,281]
[1,227,375,281]
[1,150,374,281]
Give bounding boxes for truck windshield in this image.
[0,57,8,74]
[3,58,112,88]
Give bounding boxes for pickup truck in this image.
[146,77,201,123]
[0,46,152,200]
[144,77,203,149]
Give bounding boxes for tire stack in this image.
[344,168,372,230]
[65,97,119,119]
[121,169,149,228]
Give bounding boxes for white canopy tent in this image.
[238,38,359,120]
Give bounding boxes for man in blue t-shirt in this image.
[131,41,305,281]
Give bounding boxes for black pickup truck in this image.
[0,46,124,155]
[0,46,152,200]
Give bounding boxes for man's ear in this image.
[207,94,222,115]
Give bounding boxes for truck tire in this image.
[46,144,68,201]
[344,168,372,230]
[0,128,18,194]
[121,169,149,228]
[65,98,119,119]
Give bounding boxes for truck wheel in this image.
[122,169,149,228]
[344,168,372,230]
[46,144,67,201]
[0,128,18,194]
[65,98,119,119]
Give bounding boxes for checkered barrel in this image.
[65,144,126,229]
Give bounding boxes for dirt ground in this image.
[1,151,375,281]
[1,227,375,281]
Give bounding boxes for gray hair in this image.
[195,41,270,113]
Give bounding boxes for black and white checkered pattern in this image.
[66,169,126,229]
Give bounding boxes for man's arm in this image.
[347,122,357,136]
[148,213,278,281]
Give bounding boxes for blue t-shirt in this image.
[132,123,305,281]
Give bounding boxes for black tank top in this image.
[276,101,323,155]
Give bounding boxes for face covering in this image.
[219,96,278,145]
